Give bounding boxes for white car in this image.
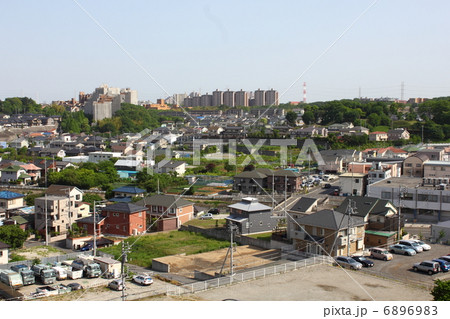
[413,240,431,251]
[200,213,213,220]
[132,275,153,286]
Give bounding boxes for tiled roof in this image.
[135,194,193,209]
[112,186,146,194]
[0,191,25,199]
[101,202,147,214]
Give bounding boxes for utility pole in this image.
[121,242,130,301]
[346,199,354,257]
[93,201,97,257]
[45,194,48,246]
[398,187,406,240]
[219,223,238,278]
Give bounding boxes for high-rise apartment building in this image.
[200,94,212,107]
[212,89,223,106]
[254,89,266,106]
[265,88,279,106]
[83,84,137,121]
[234,89,249,106]
[223,89,235,107]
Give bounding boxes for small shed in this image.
[94,256,121,278]
[364,230,397,247]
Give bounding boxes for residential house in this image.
[226,197,273,235]
[363,147,408,159]
[135,194,194,231]
[76,213,107,237]
[38,148,66,158]
[335,196,400,247]
[19,163,42,183]
[402,153,429,177]
[416,148,444,161]
[291,126,328,138]
[0,165,31,185]
[339,172,368,196]
[0,241,9,264]
[156,161,186,176]
[233,170,271,194]
[34,196,71,235]
[101,203,147,237]
[110,186,146,203]
[267,170,303,194]
[3,215,33,230]
[290,209,366,256]
[388,128,410,141]
[9,137,29,149]
[369,131,388,141]
[0,191,25,212]
[319,149,362,173]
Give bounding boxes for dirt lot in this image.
[153,245,279,277]
[158,264,433,301]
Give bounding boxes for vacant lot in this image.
[167,264,433,301]
[99,231,230,267]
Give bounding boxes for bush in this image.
[431,280,450,301]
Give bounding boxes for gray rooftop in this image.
[297,209,365,230]
[228,197,271,212]
[290,197,318,213]
[135,194,193,209]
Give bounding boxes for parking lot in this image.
[360,243,450,288]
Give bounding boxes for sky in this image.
[1,0,450,104]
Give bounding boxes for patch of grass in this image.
[246,232,272,241]
[185,219,226,228]
[99,231,229,268]
[9,253,27,262]
[14,245,63,258]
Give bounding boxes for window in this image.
[405,163,412,167]
[442,196,450,203]
[402,193,414,200]
[259,221,263,226]
[354,179,360,183]
[381,192,391,199]
[442,167,446,171]
[416,164,421,168]
[418,194,438,202]
[116,225,119,229]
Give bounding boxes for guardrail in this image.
[166,255,333,296]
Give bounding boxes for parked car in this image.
[200,213,213,220]
[412,240,431,251]
[332,188,340,196]
[432,259,450,272]
[208,208,220,215]
[66,283,84,291]
[132,275,153,286]
[108,279,124,291]
[351,256,374,267]
[369,247,393,261]
[389,244,417,256]
[412,261,440,275]
[334,256,362,270]
[399,240,424,253]
[80,243,93,251]
[323,183,332,189]
[438,256,450,263]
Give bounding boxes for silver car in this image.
[334,256,362,270]
[399,240,423,253]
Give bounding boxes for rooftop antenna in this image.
[401,81,405,101]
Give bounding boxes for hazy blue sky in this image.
[1,0,450,104]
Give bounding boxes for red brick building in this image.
[100,203,147,236]
[135,194,194,231]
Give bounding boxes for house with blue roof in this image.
[110,186,146,203]
[0,191,25,211]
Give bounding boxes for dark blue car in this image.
[80,244,93,251]
[432,259,450,272]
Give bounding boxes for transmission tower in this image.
[121,242,131,301]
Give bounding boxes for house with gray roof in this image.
[100,203,147,236]
[290,209,366,256]
[226,197,273,234]
[0,240,10,264]
[233,170,269,194]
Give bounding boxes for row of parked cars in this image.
[413,256,450,275]
[108,274,153,291]
[334,239,439,270]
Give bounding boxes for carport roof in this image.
[365,230,396,237]
[226,216,248,223]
